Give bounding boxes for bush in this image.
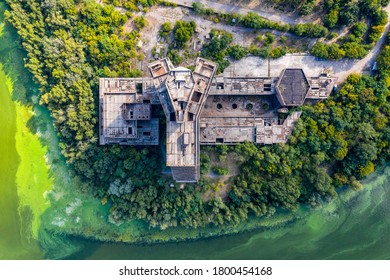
[228,45,247,60]
[269,46,286,59]
[159,22,172,39]
[369,25,385,43]
[167,49,183,65]
[134,16,147,29]
[265,32,276,45]
[212,166,229,176]
[291,23,329,38]
[279,35,287,43]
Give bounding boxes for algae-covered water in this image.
[1,1,390,260]
[77,167,390,260]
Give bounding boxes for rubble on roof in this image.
[99,58,337,182]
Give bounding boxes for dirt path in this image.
[168,0,312,25]
[342,5,390,82]
[101,0,390,83]
[139,6,301,62]
[225,4,390,84]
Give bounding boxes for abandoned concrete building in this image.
[99,57,337,182]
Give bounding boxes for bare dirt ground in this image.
[136,6,302,66]
[202,152,242,202]
[102,0,390,82]
[168,0,318,24]
[225,3,390,84]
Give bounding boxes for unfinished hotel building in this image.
[99,57,337,182]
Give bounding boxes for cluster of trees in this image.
[5,0,160,221]
[228,72,390,214]
[312,0,388,60]
[201,29,234,73]
[173,20,196,48]
[6,0,390,231]
[102,0,159,11]
[324,0,388,28]
[157,20,196,64]
[290,23,329,37]
[299,0,315,16]
[201,28,288,72]
[310,41,368,60]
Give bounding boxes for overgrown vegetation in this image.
[193,2,329,38]
[5,0,390,233]
[312,0,388,59]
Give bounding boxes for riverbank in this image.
[76,163,390,260]
[0,1,61,258]
[0,1,46,258]
[1,0,390,260]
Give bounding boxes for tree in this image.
[173,20,196,47]
[352,22,367,38]
[324,8,339,28]
[342,42,368,59]
[327,43,345,60]
[299,0,315,16]
[339,2,360,25]
[167,49,183,65]
[159,22,172,39]
[369,25,385,43]
[310,42,329,58]
[192,2,204,14]
[228,45,247,60]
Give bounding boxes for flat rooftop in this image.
[276,69,310,106]
[99,78,159,145]
[100,57,337,182]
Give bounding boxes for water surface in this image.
[1,0,390,260]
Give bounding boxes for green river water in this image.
[1,2,390,260]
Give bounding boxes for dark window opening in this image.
[191,91,202,102]
[137,125,143,128]
[217,83,224,89]
[143,131,151,136]
[143,99,151,104]
[170,112,176,121]
[217,103,222,109]
[188,113,194,121]
[130,111,134,118]
[128,127,133,134]
[232,103,238,109]
[216,138,224,143]
[136,83,143,94]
